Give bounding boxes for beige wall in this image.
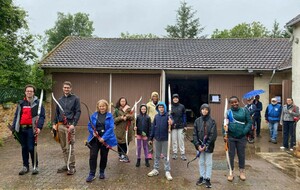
[292,23,300,141]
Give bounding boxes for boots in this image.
[239,169,246,181]
[227,172,234,182]
[136,158,141,167]
[145,158,150,167]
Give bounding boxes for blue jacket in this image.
[150,102,172,141]
[265,104,282,122]
[87,112,117,147]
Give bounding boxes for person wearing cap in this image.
[265,98,282,144]
[245,98,256,143]
[146,92,160,159]
[253,95,263,137]
[170,94,187,161]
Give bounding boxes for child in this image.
[134,104,151,167]
[193,104,217,188]
[147,102,173,181]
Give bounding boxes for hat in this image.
[172,94,179,99]
[271,98,277,102]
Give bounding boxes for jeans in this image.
[58,124,75,168]
[198,152,213,179]
[254,117,261,136]
[268,121,279,141]
[171,128,185,155]
[228,136,247,170]
[89,138,109,174]
[153,140,170,172]
[283,121,296,149]
[20,127,37,168]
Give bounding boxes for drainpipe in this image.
[161,70,166,102]
[109,73,112,112]
[284,25,294,43]
[269,69,276,84]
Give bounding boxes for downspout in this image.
[109,73,112,112]
[161,70,166,102]
[284,25,294,43]
[269,69,276,84]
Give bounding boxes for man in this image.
[53,81,81,175]
[146,91,159,159]
[171,94,187,161]
[253,95,263,137]
[265,98,281,144]
[280,97,299,151]
[13,84,45,175]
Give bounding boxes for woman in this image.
[113,97,134,162]
[281,97,300,150]
[223,96,252,181]
[86,99,117,182]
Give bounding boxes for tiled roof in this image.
[286,14,300,27]
[40,37,292,71]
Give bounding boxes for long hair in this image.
[115,97,128,108]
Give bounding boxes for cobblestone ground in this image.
[0,127,299,190]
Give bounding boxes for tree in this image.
[0,0,37,89]
[45,12,94,52]
[269,20,283,38]
[165,1,204,38]
[211,22,269,38]
[120,32,159,39]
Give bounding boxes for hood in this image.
[151,91,159,99]
[200,103,210,116]
[155,101,167,114]
[139,104,148,114]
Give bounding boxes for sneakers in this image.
[239,169,246,181]
[147,169,159,177]
[86,173,96,182]
[136,158,141,167]
[181,154,187,161]
[19,166,29,175]
[57,165,68,173]
[145,159,150,167]
[99,172,105,179]
[67,168,76,175]
[248,138,254,144]
[32,167,39,175]
[196,177,206,186]
[205,178,212,188]
[119,155,130,163]
[165,171,173,181]
[172,153,177,160]
[271,139,277,144]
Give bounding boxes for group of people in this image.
[11,82,299,188]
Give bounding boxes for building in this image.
[41,37,292,130]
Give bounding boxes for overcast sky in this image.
[14,0,300,38]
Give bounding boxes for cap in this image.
[271,98,277,102]
[172,94,179,99]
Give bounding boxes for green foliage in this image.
[0,88,24,103]
[28,62,53,91]
[0,0,37,89]
[165,1,204,38]
[120,32,159,39]
[45,12,95,52]
[211,22,269,38]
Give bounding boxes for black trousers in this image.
[20,127,38,168]
[89,138,109,174]
[117,142,129,157]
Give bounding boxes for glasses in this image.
[26,91,34,93]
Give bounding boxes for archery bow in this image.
[224,97,233,176]
[52,93,72,171]
[167,84,171,162]
[33,89,43,171]
[125,96,142,155]
[81,102,127,157]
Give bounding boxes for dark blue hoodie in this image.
[150,102,172,141]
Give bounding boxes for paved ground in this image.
[0,126,299,190]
